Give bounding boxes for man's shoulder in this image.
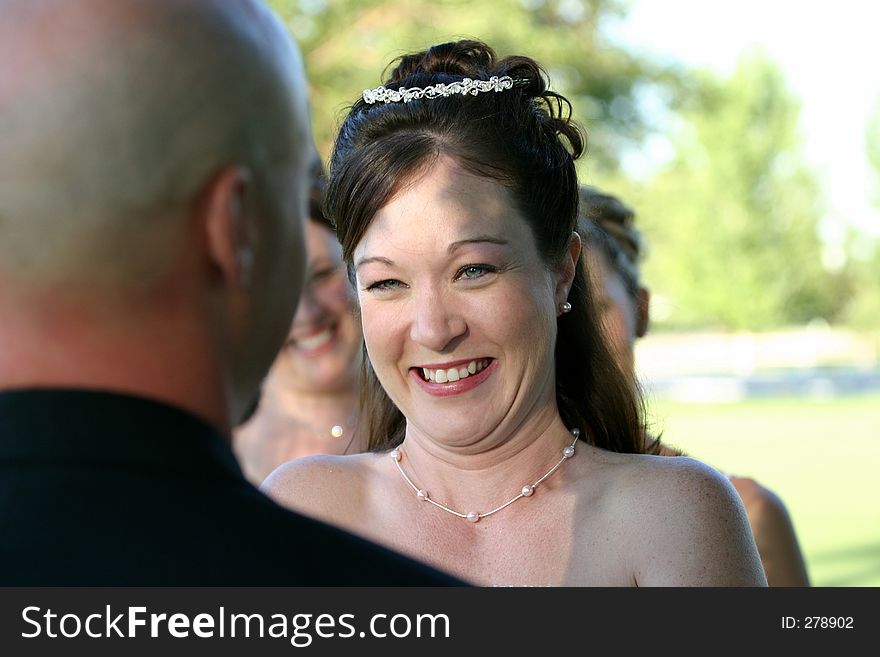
[0,389,460,586]
[252,492,463,585]
[0,465,460,586]
[113,462,460,585]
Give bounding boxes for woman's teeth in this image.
[421,359,490,383]
[295,327,334,350]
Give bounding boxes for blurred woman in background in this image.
[579,185,810,587]
[234,161,366,484]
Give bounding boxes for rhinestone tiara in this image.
[362,75,525,105]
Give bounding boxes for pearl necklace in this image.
[290,414,358,454]
[292,414,357,439]
[390,428,580,523]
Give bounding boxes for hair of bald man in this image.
[0,0,308,293]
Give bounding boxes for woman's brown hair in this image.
[325,40,646,454]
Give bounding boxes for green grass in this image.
[646,393,880,587]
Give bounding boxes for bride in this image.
[263,40,766,586]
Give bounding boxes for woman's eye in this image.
[456,264,497,280]
[309,267,339,284]
[365,279,404,292]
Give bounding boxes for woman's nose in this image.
[408,289,467,352]
[292,284,323,326]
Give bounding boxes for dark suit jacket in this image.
[0,389,461,585]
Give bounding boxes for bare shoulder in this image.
[728,475,800,546]
[590,451,768,586]
[231,420,270,484]
[260,452,382,528]
[634,453,740,502]
[728,475,810,586]
[589,447,739,502]
[729,475,790,520]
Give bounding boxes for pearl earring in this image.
[560,301,572,314]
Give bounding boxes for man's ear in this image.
[201,166,254,290]
[555,231,582,308]
[636,286,650,338]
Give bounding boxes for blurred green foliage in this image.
[605,53,845,329]
[840,98,880,330]
[268,0,676,172]
[867,94,880,206]
[840,243,880,330]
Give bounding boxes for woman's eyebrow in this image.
[355,237,508,269]
[308,256,337,270]
[447,236,509,253]
[354,255,395,271]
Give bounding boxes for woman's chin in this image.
[286,367,359,397]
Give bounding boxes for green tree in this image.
[617,51,842,330]
[867,93,880,206]
[839,237,880,330]
[840,96,880,329]
[268,0,675,171]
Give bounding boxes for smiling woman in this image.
[354,157,568,442]
[262,39,767,586]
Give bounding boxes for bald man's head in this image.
[0,0,310,291]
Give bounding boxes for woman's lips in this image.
[288,324,338,356]
[410,358,496,396]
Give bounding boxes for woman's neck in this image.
[234,388,364,484]
[394,408,577,516]
[261,381,358,423]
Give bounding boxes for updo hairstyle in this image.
[325,40,646,454]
